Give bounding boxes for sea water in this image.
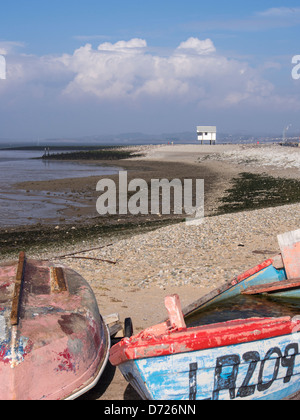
[0,150,119,227]
[185,294,300,328]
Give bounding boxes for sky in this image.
[0,0,300,140]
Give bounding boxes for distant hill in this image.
[0,130,296,148]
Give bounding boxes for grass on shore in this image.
[40,149,142,160]
[217,172,300,214]
[0,218,182,259]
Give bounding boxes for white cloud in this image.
[0,41,25,55]
[257,7,300,18]
[54,37,281,110]
[1,37,299,114]
[177,37,216,55]
[97,38,147,53]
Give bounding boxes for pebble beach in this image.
[2,143,300,400]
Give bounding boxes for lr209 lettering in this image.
[189,342,299,400]
[213,343,298,400]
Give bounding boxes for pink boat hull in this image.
[0,257,109,400]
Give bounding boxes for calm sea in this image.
[0,150,118,227]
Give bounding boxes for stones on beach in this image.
[21,201,300,295]
[197,144,300,172]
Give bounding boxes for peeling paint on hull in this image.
[0,258,109,400]
[118,332,300,400]
[110,250,300,401]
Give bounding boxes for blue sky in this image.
[0,0,300,139]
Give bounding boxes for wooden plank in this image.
[50,267,67,293]
[108,322,124,337]
[271,254,284,270]
[165,295,186,329]
[242,278,300,295]
[278,229,300,279]
[103,314,123,337]
[11,252,26,326]
[103,313,120,325]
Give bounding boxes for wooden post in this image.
[50,267,67,293]
[11,252,26,326]
[164,294,186,330]
[278,229,300,279]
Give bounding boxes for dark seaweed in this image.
[217,172,300,214]
[40,149,142,161]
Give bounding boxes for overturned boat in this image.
[0,252,110,400]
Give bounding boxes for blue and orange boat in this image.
[110,229,300,400]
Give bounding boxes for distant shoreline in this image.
[38,149,141,161]
[1,145,137,151]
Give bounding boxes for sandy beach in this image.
[2,143,300,400]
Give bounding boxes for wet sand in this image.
[1,155,234,258]
[14,157,227,221]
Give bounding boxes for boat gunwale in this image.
[109,315,300,365]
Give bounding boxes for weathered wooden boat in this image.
[0,252,110,400]
[110,229,300,400]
